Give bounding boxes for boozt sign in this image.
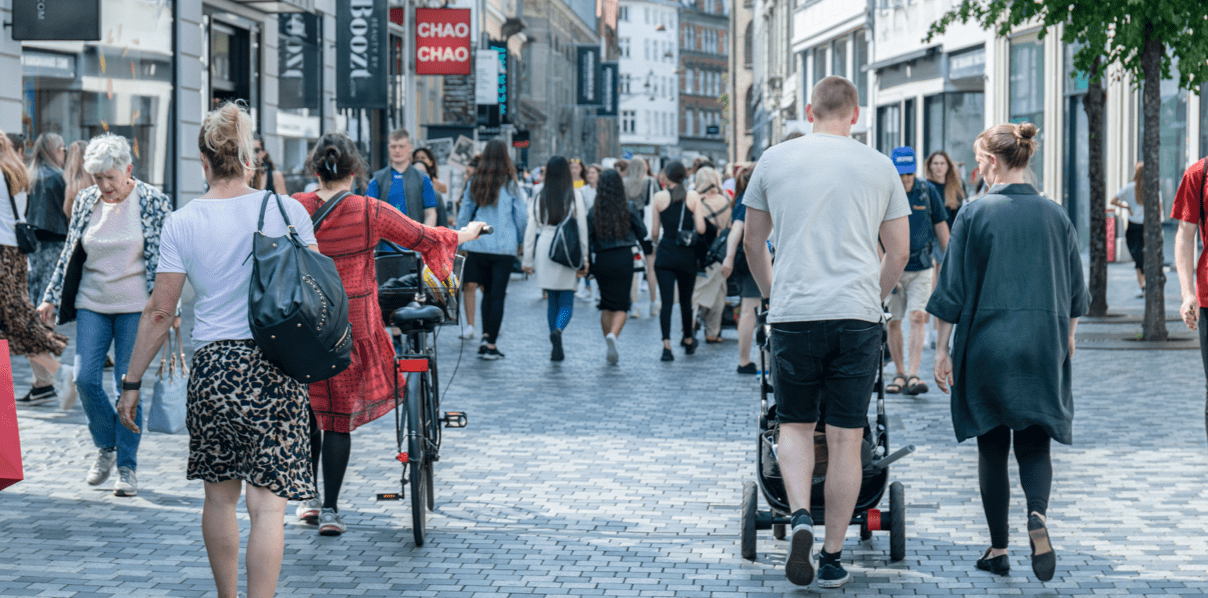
[278,14,321,111]
[337,0,388,109]
[599,62,618,117]
[416,9,472,76]
[13,0,101,41]
[576,46,601,106]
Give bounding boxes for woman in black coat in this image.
[587,169,647,365]
[927,122,1089,583]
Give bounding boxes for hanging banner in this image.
[337,0,388,109]
[278,14,322,111]
[475,50,499,105]
[489,41,510,125]
[576,46,602,106]
[599,61,619,117]
[416,8,473,76]
[12,0,100,41]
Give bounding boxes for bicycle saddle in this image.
[392,301,445,332]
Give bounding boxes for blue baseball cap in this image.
[890,147,917,175]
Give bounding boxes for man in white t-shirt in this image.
[743,76,910,589]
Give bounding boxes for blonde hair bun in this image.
[1017,122,1038,141]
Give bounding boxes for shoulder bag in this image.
[6,190,37,254]
[148,326,188,434]
[548,189,584,269]
[674,199,698,248]
[248,191,353,383]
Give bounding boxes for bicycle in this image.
[375,228,491,546]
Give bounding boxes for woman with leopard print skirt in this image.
[115,103,316,598]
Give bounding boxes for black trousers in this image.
[1199,308,1208,441]
[464,252,515,343]
[977,425,1052,550]
[656,265,696,341]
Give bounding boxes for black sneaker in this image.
[480,347,505,360]
[683,337,698,355]
[19,385,57,406]
[550,330,564,362]
[736,363,756,375]
[661,348,674,362]
[478,339,489,355]
[784,510,815,586]
[816,561,851,588]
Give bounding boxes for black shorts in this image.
[738,272,761,298]
[770,319,881,429]
[462,251,515,286]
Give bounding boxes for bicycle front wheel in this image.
[406,371,428,546]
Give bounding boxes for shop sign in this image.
[706,125,720,135]
[278,14,321,111]
[337,0,388,110]
[21,50,75,79]
[489,41,510,125]
[599,61,618,117]
[576,46,602,106]
[12,0,100,41]
[511,131,530,149]
[948,45,985,81]
[415,8,472,76]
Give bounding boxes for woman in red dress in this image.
[292,132,485,535]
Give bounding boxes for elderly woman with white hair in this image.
[38,133,173,498]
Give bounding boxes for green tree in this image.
[926,0,1208,340]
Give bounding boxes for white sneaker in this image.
[113,466,137,496]
[629,305,642,319]
[296,498,321,524]
[55,364,77,411]
[318,507,347,536]
[459,325,476,340]
[650,301,660,316]
[86,449,116,486]
[605,333,619,365]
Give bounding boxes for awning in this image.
[864,44,941,72]
[230,0,314,13]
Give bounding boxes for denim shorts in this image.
[770,319,882,429]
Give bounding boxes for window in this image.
[876,104,900,154]
[618,6,628,21]
[854,31,868,103]
[745,85,754,132]
[1009,32,1045,188]
[686,26,695,52]
[622,110,636,133]
[744,22,752,68]
[812,46,826,88]
[903,98,915,150]
[831,36,848,79]
[645,110,652,135]
[644,39,651,60]
[620,73,631,94]
[619,37,630,57]
[644,7,650,23]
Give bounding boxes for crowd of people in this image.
[3,70,1207,598]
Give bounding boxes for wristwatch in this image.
[120,375,141,391]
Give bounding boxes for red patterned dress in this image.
[294,192,459,433]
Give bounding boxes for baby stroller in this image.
[740,311,915,561]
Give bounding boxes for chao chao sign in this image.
[415,8,472,76]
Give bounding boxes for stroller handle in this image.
[870,444,915,471]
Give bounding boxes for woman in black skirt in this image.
[588,169,647,364]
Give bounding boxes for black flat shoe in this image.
[683,337,698,355]
[975,548,1010,576]
[661,348,674,362]
[1029,513,1056,581]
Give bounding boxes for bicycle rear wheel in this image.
[406,372,428,546]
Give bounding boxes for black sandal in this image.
[975,548,1010,576]
[1028,512,1056,581]
[886,375,906,394]
[906,375,929,395]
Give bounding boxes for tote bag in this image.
[148,327,187,434]
[548,190,583,270]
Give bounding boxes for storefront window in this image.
[876,104,900,154]
[812,47,826,88]
[22,0,174,196]
[923,92,984,195]
[1010,33,1045,188]
[854,32,868,104]
[1063,42,1090,250]
[831,36,847,79]
[902,98,915,151]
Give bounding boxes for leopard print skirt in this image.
[186,340,316,501]
[0,244,67,357]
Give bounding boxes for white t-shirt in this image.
[0,183,27,248]
[743,133,911,324]
[157,192,316,350]
[77,188,149,313]
[1116,181,1162,225]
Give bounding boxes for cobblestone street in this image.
[4,264,1208,597]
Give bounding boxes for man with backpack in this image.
[885,146,949,396]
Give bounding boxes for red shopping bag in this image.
[0,340,24,490]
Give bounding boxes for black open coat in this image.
[926,184,1089,445]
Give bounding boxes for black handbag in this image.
[674,200,698,248]
[7,190,37,254]
[248,191,353,383]
[704,227,729,267]
[548,190,583,269]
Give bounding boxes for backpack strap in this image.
[311,191,352,229]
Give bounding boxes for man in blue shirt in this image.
[886,146,949,396]
[367,128,438,228]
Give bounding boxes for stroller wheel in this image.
[889,481,906,561]
[773,523,786,540]
[741,481,757,560]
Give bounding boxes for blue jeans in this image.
[74,309,143,470]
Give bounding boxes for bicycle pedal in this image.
[442,411,468,428]
[377,493,402,501]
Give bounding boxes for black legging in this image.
[475,253,515,344]
[310,409,352,511]
[1199,308,1208,442]
[977,425,1052,549]
[656,266,696,341]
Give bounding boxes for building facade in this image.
[676,0,727,163]
[747,0,790,158]
[617,0,679,166]
[727,0,753,163]
[790,0,871,145]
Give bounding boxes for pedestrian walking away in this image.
[721,165,760,374]
[651,160,705,362]
[523,156,590,362]
[38,133,174,496]
[115,103,318,598]
[688,166,732,344]
[1112,162,1159,298]
[885,146,949,396]
[1171,154,1208,443]
[587,169,648,364]
[63,140,94,219]
[743,76,911,589]
[622,157,660,318]
[456,138,528,360]
[292,131,485,536]
[24,133,68,306]
[0,130,74,408]
[927,122,1089,583]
